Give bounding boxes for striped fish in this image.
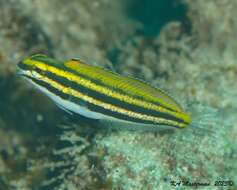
[17,54,191,130]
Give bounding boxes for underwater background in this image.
[0,0,236,189]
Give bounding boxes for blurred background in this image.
[0,0,236,189]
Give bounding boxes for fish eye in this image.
[30,70,38,78]
[30,70,44,80]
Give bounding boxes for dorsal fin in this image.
[65,59,183,112]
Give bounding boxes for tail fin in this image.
[181,102,226,143]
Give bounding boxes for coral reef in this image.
[0,0,236,189]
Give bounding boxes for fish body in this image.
[18,54,191,129]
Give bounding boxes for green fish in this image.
[17,54,191,130]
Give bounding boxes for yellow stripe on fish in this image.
[17,54,191,129]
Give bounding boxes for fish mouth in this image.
[16,61,24,76]
[16,67,31,79]
[16,60,31,76]
[16,68,26,77]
